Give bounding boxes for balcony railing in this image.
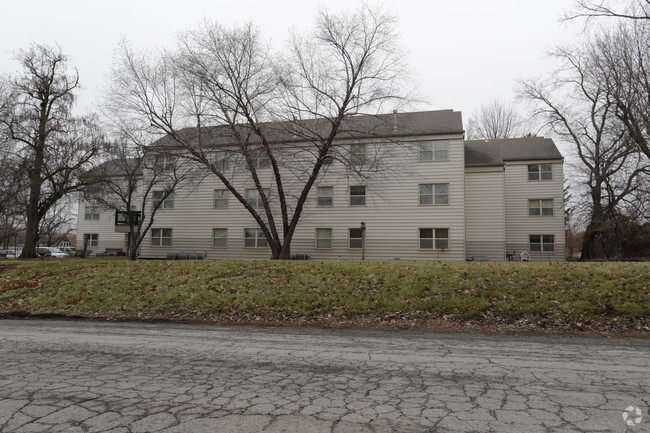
[115,210,141,226]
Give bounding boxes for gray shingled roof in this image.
[153,110,464,148]
[464,137,563,166]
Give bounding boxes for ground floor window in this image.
[315,228,332,249]
[84,233,99,247]
[530,235,554,252]
[212,228,228,247]
[244,228,268,248]
[151,228,173,246]
[349,228,363,248]
[419,228,449,250]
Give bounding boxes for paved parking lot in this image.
[0,320,648,432]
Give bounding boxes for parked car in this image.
[36,247,68,258]
[59,246,76,256]
[0,249,21,259]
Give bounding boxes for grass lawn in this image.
[1,259,648,334]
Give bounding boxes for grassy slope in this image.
[1,259,648,332]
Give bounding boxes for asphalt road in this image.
[0,320,648,433]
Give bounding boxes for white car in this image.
[0,249,21,259]
[36,247,68,258]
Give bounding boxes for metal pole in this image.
[360,221,366,260]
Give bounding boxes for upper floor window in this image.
[151,228,173,246]
[245,188,270,208]
[419,183,449,205]
[154,154,176,172]
[528,199,554,216]
[84,206,100,221]
[350,144,366,165]
[349,186,366,206]
[253,149,271,169]
[528,164,553,180]
[530,234,554,252]
[317,186,333,206]
[419,140,449,161]
[214,189,229,208]
[153,191,174,209]
[214,151,230,172]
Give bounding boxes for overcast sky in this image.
[0,0,581,125]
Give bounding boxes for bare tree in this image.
[465,99,525,140]
[519,42,649,259]
[0,44,103,258]
[107,5,411,260]
[565,0,650,21]
[83,131,199,260]
[38,197,75,247]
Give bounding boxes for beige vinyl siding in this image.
[464,166,506,261]
[504,160,565,261]
[76,202,126,253]
[137,135,467,261]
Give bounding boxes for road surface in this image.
[0,320,648,432]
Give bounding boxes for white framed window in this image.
[350,144,366,165]
[419,183,449,205]
[349,186,366,206]
[84,233,99,247]
[315,228,332,249]
[253,149,271,169]
[528,164,553,180]
[214,189,229,208]
[419,228,449,250]
[317,186,333,206]
[528,199,554,216]
[245,188,270,208]
[214,151,230,172]
[151,228,172,247]
[154,154,176,172]
[244,228,268,248]
[349,228,363,249]
[530,234,555,252]
[419,140,449,161]
[212,228,228,248]
[84,206,100,221]
[153,191,174,209]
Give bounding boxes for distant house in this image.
[78,110,565,261]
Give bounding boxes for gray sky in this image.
[0,0,580,123]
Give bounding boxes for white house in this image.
[78,110,565,261]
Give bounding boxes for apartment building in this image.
[78,110,565,261]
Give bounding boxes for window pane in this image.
[349,228,362,238]
[420,195,433,205]
[419,184,433,194]
[419,142,433,161]
[434,141,448,160]
[316,229,332,249]
[350,186,365,195]
[435,184,449,204]
[318,197,333,206]
[317,187,333,206]
[435,228,449,239]
[541,171,553,180]
[419,228,433,239]
[349,239,363,249]
[257,237,268,248]
[435,239,449,249]
[244,238,256,248]
[420,239,433,249]
[161,237,172,246]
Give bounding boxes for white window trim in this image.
[84,233,99,247]
[418,140,449,162]
[212,228,228,248]
[528,199,554,217]
[349,185,366,206]
[527,163,553,181]
[348,228,363,249]
[418,183,449,206]
[153,191,174,209]
[529,234,555,252]
[244,228,268,248]
[418,228,450,251]
[214,189,229,208]
[84,206,101,221]
[316,186,334,207]
[150,228,173,247]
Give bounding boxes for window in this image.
[419,228,449,250]
[153,191,174,209]
[245,188,270,208]
[528,199,554,216]
[315,228,332,249]
[212,228,228,248]
[530,235,555,252]
[528,164,553,180]
[84,206,100,221]
[151,228,172,246]
[214,189,229,208]
[84,233,99,247]
[214,151,230,172]
[253,149,271,169]
[350,144,366,165]
[154,154,176,172]
[322,155,334,165]
[244,228,268,248]
[350,186,366,206]
[419,140,449,161]
[419,183,449,205]
[317,186,333,206]
[349,228,363,249]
